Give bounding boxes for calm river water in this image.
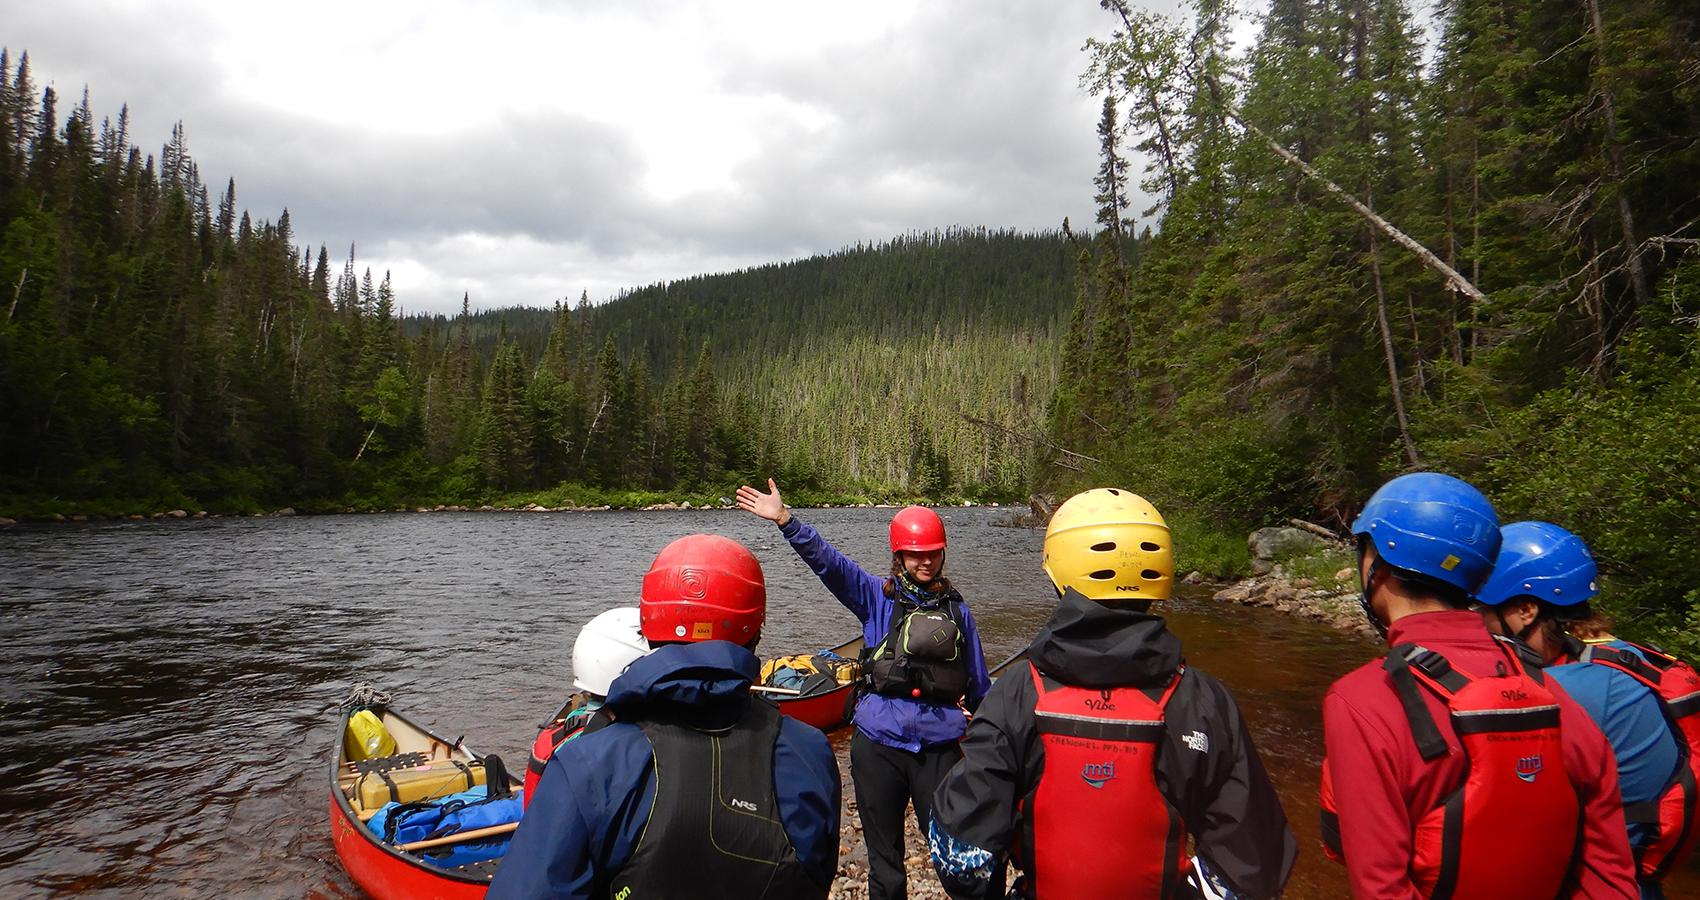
[1,508,1692,897]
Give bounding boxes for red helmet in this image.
[639,534,766,644]
[889,506,946,552]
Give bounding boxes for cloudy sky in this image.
[11,1,1163,315]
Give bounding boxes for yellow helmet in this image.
[1043,488,1174,601]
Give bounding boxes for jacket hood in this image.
[1026,588,1183,688]
[604,640,758,710]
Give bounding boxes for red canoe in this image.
[330,704,523,900]
[765,636,863,732]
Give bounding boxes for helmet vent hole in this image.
[1088,569,1117,580]
[1091,541,1117,552]
[1141,569,1163,580]
[1140,541,1161,552]
[1106,488,1120,495]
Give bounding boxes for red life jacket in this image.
[1320,639,1581,899]
[1013,662,1190,899]
[1576,640,1700,879]
[523,704,598,807]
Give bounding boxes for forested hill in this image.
[1055,0,1699,653]
[406,229,1076,495]
[0,45,1073,516]
[587,229,1072,366]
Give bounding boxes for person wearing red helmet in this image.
[737,479,991,900]
[490,534,841,900]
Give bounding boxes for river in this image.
[1,507,1693,897]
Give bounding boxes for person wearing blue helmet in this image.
[1318,473,1636,899]
[1476,522,1689,899]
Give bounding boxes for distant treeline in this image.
[419,228,1075,496]
[1051,0,1699,652]
[0,47,1070,514]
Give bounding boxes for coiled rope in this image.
[338,681,393,712]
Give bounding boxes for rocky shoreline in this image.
[0,499,1010,527]
[1204,522,1376,638]
[1208,569,1376,638]
[829,739,951,900]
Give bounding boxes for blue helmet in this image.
[1350,472,1501,594]
[1474,521,1598,608]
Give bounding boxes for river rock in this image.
[1183,570,1206,584]
[1248,526,1325,571]
[274,507,297,517]
[1336,566,1355,582]
[1213,583,1253,603]
[0,516,14,526]
[168,509,187,518]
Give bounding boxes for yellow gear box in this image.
[353,757,487,814]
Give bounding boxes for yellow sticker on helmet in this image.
[1440,554,1461,571]
[692,621,714,639]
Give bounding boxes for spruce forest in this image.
[0,45,1071,518]
[2,0,1698,651]
[1052,0,1698,652]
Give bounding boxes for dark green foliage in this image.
[1055,0,1700,649]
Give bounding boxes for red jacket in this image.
[1321,610,1637,899]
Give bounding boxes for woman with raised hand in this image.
[737,478,990,900]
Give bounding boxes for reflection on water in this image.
[0,509,1691,897]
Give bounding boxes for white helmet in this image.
[572,607,651,696]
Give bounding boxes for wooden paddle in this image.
[397,821,521,853]
[988,647,1029,679]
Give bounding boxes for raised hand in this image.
[736,478,790,526]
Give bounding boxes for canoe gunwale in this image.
[329,704,522,890]
[766,635,863,731]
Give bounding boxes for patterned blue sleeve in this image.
[928,816,995,894]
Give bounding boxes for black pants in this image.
[850,730,962,900]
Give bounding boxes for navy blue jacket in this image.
[487,641,841,899]
[780,516,991,752]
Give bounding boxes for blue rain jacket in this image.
[487,641,841,899]
[779,516,992,752]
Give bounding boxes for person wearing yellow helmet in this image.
[927,488,1296,899]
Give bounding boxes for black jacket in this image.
[928,589,1297,899]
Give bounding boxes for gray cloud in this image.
[9,1,1174,314]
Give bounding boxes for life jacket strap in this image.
[1578,644,1664,687]
[1384,645,1458,761]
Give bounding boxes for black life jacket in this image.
[1320,638,1580,899]
[862,588,969,705]
[1012,662,1190,899]
[604,697,825,900]
[1576,640,1700,879]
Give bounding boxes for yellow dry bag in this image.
[344,709,397,761]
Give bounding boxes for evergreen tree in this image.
[474,340,531,490]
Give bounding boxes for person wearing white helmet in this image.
[523,607,651,805]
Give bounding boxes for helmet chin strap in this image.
[1359,556,1390,639]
